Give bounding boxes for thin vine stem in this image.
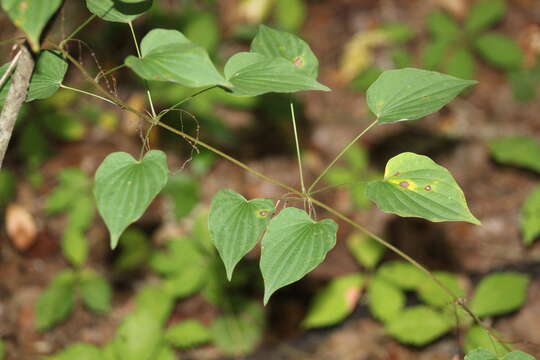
[0,49,22,89]
[308,118,378,193]
[290,103,306,194]
[60,14,96,49]
[156,119,298,194]
[0,36,25,47]
[95,63,126,82]
[308,179,370,196]
[60,84,116,105]
[54,43,514,350]
[159,85,218,118]
[128,21,157,119]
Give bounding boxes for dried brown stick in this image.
[0,45,34,168]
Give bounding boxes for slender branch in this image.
[156,119,298,194]
[290,103,306,194]
[60,14,96,49]
[0,45,34,168]
[128,21,157,118]
[52,43,144,120]
[0,49,22,89]
[60,84,117,105]
[308,119,378,193]
[159,85,218,118]
[0,36,25,47]
[308,179,370,196]
[94,63,126,82]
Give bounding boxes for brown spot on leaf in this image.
[393,171,400,177]
[424,185,432,191]
[399,181,409,188]
[292,56,304,68]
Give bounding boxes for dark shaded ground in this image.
[1,0,540,359]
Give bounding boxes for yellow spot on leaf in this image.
[388,178,418,190]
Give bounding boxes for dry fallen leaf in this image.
[435,0,467,18]
[520,24,540,67]
[238,0,274,24]
[6,203,37,251]
[339,30,388,83]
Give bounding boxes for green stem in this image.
[290,103,306,194]
[128,21,157,118]
[308,180,370,196]
[0,36,25,47]
[308,119,378,193]
[156,119,298,194]
[60,84,116,105]
[60,14,96,49]
[159,86,218,118]
[0,49,22,89]
[54,41,160,131]
[95,64,127,82]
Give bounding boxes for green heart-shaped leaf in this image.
[503,351,536,360]
[368,276,405,323]
[35,270,77,330]
[125,29,226,88]
[86,0,153,23]
[303,273,364,328]
[385,306,451,346]
[426,11,461,41]
[1,0,63,51]
[27,50,68,101]
[464,326,509,355]
[470,272,529,318]
[0,50,68,105]
[465,0,505,34]
[251,25,319,78]
[49,343,102,360]
[211,302,264,356]
[474,33,523,70]
[80,270,112,314]
[417,271,464,308]
[209,189,274,280]
[366,152,480,224]
[224,52,329,97]
[260,207,337,304]
[522,185,540,246]
[165,320,212,349]
[94,150,168,248]
[465,349,498,360]
[366,68,476,123]
[112,309,163,360]
[489,136,540,174]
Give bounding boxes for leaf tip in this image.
[110,234,120,250]
[225,266,234,282]
[318,83,331,92]
[263,289,274,306]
